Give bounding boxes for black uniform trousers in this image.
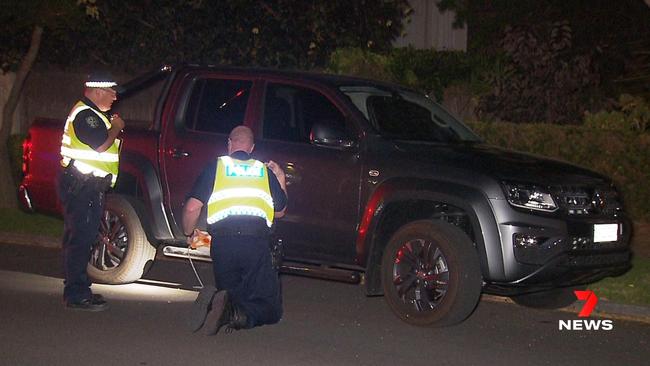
[210,233,283,328]
[56,168,105,303]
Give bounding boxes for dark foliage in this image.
[437,0,650,123]
[0,0,88,72]
[388,47,472,101]
[477,22,601,123]
[34,0,410,72]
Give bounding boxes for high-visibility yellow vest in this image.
[206,156,274,227]
[60,101,120,187]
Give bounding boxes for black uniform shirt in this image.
[72,97,109,150]
[189,150,287,214]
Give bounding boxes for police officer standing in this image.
[58,71,124,311]
[183,125,287,335]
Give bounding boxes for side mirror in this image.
[309,121,356,149]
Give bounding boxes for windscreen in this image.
[340,86,481,143]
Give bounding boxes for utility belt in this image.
[207,216,283,271]
[208,216,270,238]
[62,160,113,193]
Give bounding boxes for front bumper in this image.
[487,200,632,291]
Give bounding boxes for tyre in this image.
[87,194,156,284]
[381,220,482,327]
[510,287,581,309]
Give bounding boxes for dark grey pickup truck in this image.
[19,65,631,326]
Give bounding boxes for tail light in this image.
[22,133,32,176]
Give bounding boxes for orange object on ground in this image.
[190,229,212,249]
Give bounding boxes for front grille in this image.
[552,186,622,216]
[514,236,629,265]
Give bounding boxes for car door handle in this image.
[285,172,296,185]
[283,163,300,185]
[169,148,190,159]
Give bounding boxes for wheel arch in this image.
[361,179,503,296]
[113,151,174,244]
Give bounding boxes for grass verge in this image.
[590,256,650,307]
[0,208,63,238]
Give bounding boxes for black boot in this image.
[203,290,232,335]
[225,303,248,333]
[188,285,218,332]
[203,291,230,335]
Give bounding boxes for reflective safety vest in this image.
[60,101,120,187]
[207,156,274,227]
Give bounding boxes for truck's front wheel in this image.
[87,195,156,284]
[381,220,482,327]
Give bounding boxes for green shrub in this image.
[620,94,650,132]
[327,48,393,83]
[583,110,628,131]
[387,47,472,101]
[585,94,649,133]
[326,47,486,102]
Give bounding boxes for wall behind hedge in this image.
[3,68,159,135]
[467,121,650,221]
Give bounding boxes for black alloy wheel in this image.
[91,209,128,271]
[381,220,482,327]
[87,195,156,284]
[392,238,450,312]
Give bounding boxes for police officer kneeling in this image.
[183,125,288,335]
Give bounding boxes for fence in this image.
[0,68,159,134]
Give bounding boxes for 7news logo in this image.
[558,290,614,331]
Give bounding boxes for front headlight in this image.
[503,182,558,212]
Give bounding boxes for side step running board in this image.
[161,245,362,284]
[162,245,211,262]
[280,263,361,284]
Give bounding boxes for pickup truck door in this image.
[160,75,257,234]
[253,81,362,265]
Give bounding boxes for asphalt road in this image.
[0,243,648,366]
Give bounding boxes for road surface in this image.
[0,243,648,366]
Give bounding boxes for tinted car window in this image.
[341,86,481,143]
[368,96,462,142]
[185,78,252,134]
[263,83,349,143]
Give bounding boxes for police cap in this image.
[85,70,122,92]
